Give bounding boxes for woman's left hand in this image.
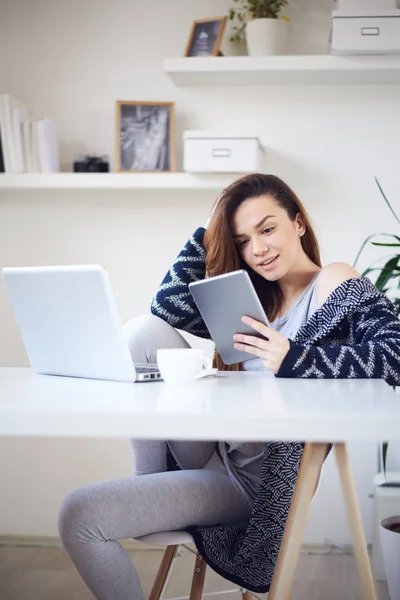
[233,316,291,374]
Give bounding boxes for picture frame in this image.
[115,101,175,172]
[184,16,227,57]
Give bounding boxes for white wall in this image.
[0,0,400,544]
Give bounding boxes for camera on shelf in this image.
[73,155,109,173]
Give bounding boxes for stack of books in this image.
[0,93,60,173]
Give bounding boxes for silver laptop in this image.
[1,265,162,383]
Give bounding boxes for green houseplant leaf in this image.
[375,177,400,226]
[382,441,389,479]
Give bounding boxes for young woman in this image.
[59,174,400,599]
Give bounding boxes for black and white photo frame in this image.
[115,101,175,172]
[184,17,227,57]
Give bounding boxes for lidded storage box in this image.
[183,131,265,173]
[331,6,400,55]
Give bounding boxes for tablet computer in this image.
[189,269,270,365]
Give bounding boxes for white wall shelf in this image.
[0,172,237,192]
[164,55,400,86]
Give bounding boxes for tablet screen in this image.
[189,270,270,365]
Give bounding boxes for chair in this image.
[135,530,260,600]
[135,460,325,600]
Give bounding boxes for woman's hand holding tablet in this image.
[189,269,290,370]
[233,315,290,374]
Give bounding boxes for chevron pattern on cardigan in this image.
[151,227,400,592]
[151,228,209,337]
[187,441,306,593]
[278,280,400,386]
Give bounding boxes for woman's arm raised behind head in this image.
[150,227,211,339]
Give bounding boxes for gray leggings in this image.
[58,314,251,600]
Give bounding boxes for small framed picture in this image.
[184,16,227,57]
[115,101,175,172]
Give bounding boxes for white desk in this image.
[1,368,398,440]
[1,367,398,600]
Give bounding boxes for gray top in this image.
[208,270,321,506]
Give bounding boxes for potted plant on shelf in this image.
[353,177,400,600]
[228,0,290,56]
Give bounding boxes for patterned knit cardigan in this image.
[151,227,400,593]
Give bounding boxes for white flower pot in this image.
[246,18,287,56]
[380,516,400,600]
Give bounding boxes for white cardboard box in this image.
[183,131,265,174]
[331,9,400,54]
[335,0,396,10]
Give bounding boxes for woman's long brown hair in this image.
[203,173,322,372]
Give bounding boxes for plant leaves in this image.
[375,256,400,290]
[371,242,400,247]
[353,234,400,268]
[228,0,289,39]
[375,178,400,226]
[361,266,400,278]
[383,441,389,478]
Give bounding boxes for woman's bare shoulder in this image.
[315,262,361,308]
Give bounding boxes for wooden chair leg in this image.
[189,551,207,600]
[334,443,377,600]
[268,442,329,600]
[149,545,178,600]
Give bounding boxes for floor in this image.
[0,543,391,600]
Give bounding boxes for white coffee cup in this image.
[156,348,215,385]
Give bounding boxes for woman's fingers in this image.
[241,315,272,337]
[234,316,291,374]
[233,333,267,349]
[234,341,264,357]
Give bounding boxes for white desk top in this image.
[1,368,399,442]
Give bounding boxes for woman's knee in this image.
[58,486,96,547]
[122,314,190,364]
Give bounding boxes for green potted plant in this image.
[228,0,290,56]
[353,177,400,600]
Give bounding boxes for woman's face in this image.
[231,194,305,281]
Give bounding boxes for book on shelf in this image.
[0,93,60,173]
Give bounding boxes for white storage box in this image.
[183,131,264,174]
[335,0,396,10]
[331,9,400,55]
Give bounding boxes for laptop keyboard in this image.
[135,366,160,373]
